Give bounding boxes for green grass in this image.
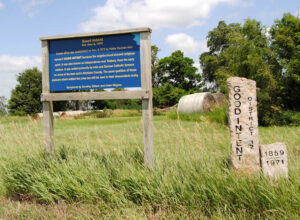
[282,110,300,126]
[73,109,142,119]
[0,115,299,219]
[167,106,228,125]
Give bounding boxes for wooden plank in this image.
[41,40,55,155]
[41,90,149,101]
[43,102,54,155]
[42,41,50,93]
[140,32,155,168]
[40,27,152,41]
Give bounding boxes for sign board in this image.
[40,28,154,168]
[49,34,141,91]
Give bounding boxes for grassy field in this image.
[0,112,299,219]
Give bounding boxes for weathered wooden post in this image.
[140,32,154,168]
[41,40,54,155]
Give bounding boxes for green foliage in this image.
[102,99,141,110]
[199,16,298,126]
[0,96,7,116]
[151,45,162,88]
[92,88,142,110]
[151,49,204,109]
[201,19,280,92]
[7,68,70,115]
[8,68,42,116]
[157,50,203,91]
[275,110,300,126]
[153,83,189,108]
[271,13,300,110]
[53,101,71,112]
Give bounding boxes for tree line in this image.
[200,13,299,125]
[1,13,299,126]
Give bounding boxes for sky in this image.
[0,0,299,99]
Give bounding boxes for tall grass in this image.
[0,116,299,218]
[167,106,228,125]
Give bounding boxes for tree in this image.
[200,19,283,125]
[8,68,73,115]
[0,96,7,116]
[157,50,202,91]
[200,19,281,91]
[151,50,203,108]
[271,13,300,110]
[153,83,188,108]
[53,101,72,112]
[8,68,43,115]
[151,45,163,88]
[91,88,141,110]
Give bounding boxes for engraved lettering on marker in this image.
[261,143,288,180]
[227,77,260,173]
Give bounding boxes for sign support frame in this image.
[40,27,154,168]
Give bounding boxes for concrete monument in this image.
[260,142,288,180]
[227,77,260,174]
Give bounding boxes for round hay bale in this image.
[177,92,216,114]
[212,93,227,107]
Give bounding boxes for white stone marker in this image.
[260,143,288,180]
[227,77,260,174]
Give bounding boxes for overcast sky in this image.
[0,0,299,98]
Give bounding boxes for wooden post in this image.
[140,32,155,168]
[41,40,55,155]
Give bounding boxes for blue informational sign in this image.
[49,33,141,92]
